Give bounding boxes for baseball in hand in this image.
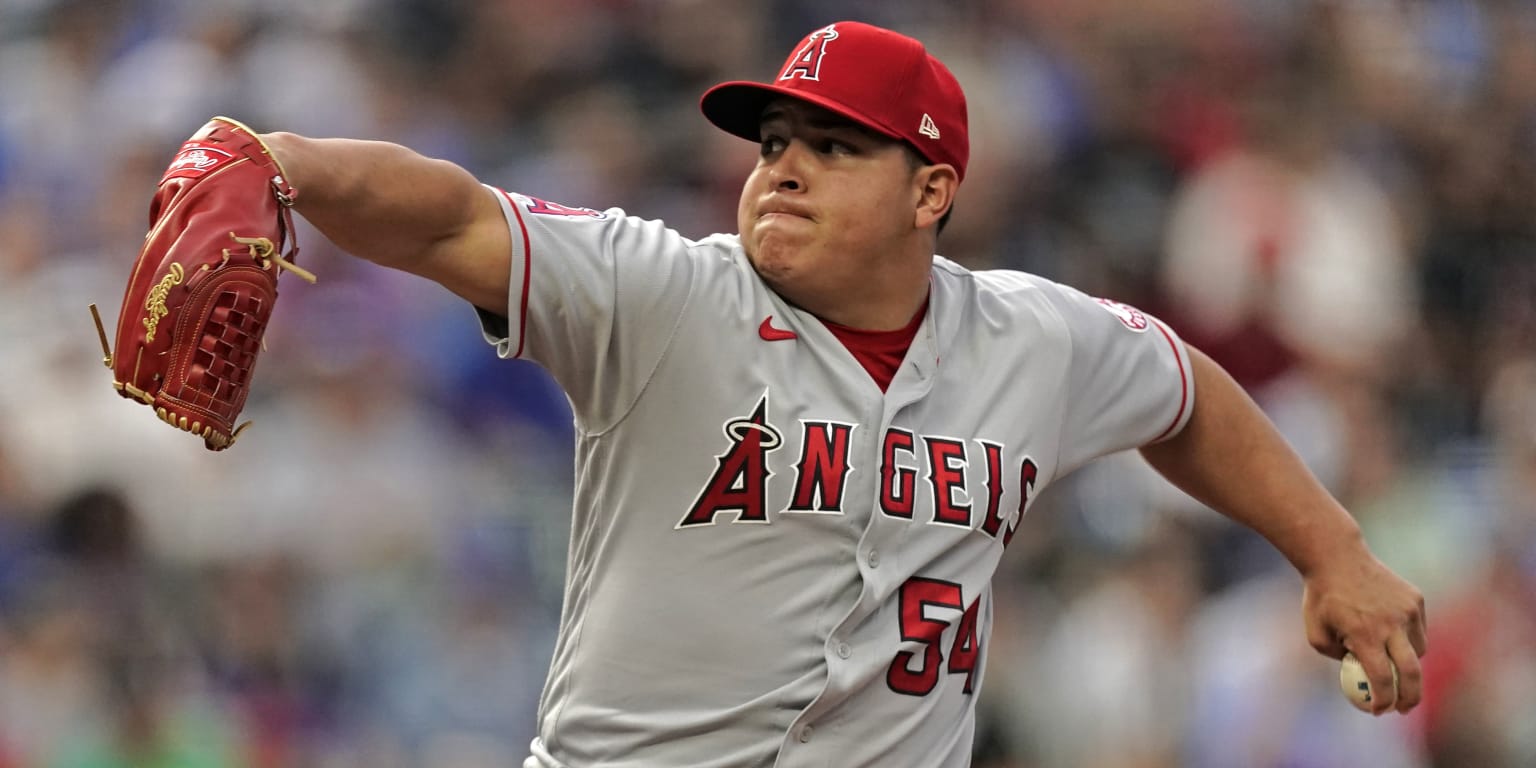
[1339,652,1398,711]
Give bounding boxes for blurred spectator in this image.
[0,486,237,768]
[1413,357,1536,766]
[1186,570,1425,768]
[1024,522,1202,768]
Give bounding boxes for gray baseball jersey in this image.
[478,188,1195,768]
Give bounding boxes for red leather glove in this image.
[98,116,314,450]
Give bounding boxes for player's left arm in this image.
[1138,346,1427,715]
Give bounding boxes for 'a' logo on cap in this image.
[780,24,840,82]
[918,113,941,140]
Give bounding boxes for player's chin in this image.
[747,234,812,281]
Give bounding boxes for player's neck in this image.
[803,277,930,331]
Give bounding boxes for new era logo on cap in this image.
[918,114,940,140]
[699,21,970,181]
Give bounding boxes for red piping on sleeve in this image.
[1151,320,1190,442]
[497,188,532,359]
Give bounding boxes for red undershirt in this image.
[821,300,929,393]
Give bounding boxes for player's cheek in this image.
[736,177,762,246]
[735,204,756,254]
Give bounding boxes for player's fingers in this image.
[1306,622,1346,660]
[1409,595,1429,657]
[1303,590,1346,659]
[1389,633,1423,713]
[1349,644,1399,715]
[1310,633,1346,661]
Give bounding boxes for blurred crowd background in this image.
[1,0,1534,766]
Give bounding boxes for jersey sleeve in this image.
[475,187,696,431]
[1045,282,1195,477]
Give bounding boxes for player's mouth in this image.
[759,213,810,228]
[757,199,815,221]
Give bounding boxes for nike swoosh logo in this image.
[758,316,797,341]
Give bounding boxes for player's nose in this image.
[766,142,809,192]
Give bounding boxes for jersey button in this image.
[798,725,814,743]
[836,642,852,659]
[866,549,880,568]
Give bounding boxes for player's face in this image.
[738,99,927,315]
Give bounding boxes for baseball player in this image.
[252,20,1426,768]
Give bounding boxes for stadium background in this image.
[1,0,1533,765]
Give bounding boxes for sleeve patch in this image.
[517,193,607,220]
[1093,297,1150,333]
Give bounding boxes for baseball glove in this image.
[91,116,315,451]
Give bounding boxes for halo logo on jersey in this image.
[677,392,783,527]
[1093,297,1150,332]
[779,24,839,81]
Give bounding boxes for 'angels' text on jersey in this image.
[677,390,1037,544]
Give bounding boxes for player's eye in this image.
[760,136,787,156]
[818,138,856,156]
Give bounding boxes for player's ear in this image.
[912,164,958,231]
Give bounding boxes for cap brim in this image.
[700,81,905,145]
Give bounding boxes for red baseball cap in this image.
[701,21,969,182]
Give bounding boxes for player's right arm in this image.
[259,133,511,313]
